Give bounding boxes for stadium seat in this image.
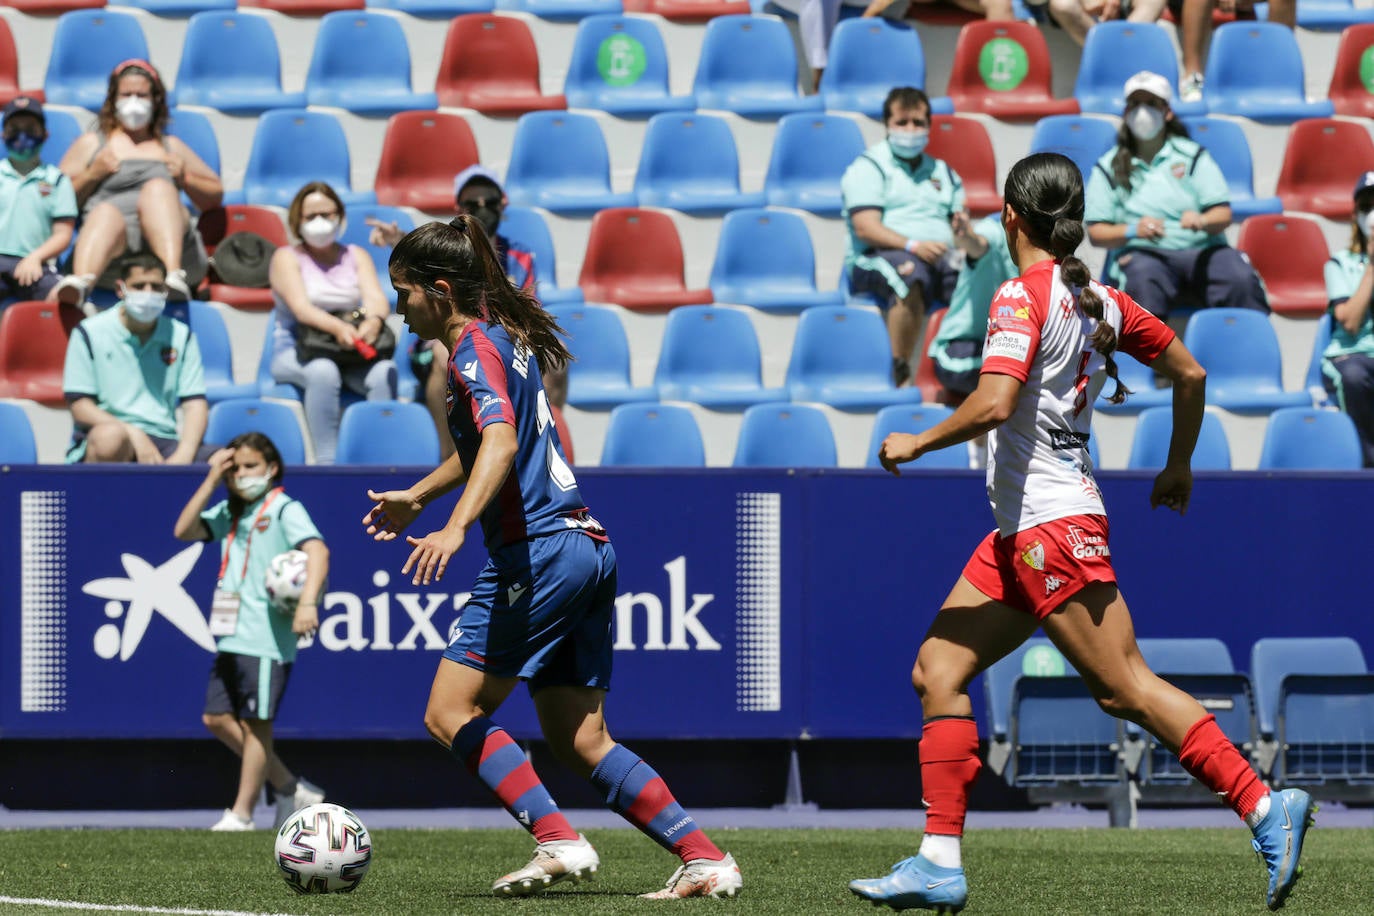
[819,19,954,119]
[166,109,221,183]
[339,204,414,306]
[205,399,307,466]
[653,305,787,408]
[239,0,362,15]
[1235,214,1329,318]
[0,402,36,464]
[623,0,747,18]
[691,15,822,117]
[369,0,492,16]
[436,15,567,115]
[708,208,842,312]
[39,108,82,166]
[43,10,149,111]
[500,207,583,305]
[504,111,636,215]
[601,403,705,466]
[786,306,923,409]
[1126,405,1231,470]
[577,208,713,309]
[118,0,232,21]
[762,112,867,215]
[172,13,303,115]
[238,109,374,209]
[911,306,945,404]
[4,0,103,12]
[494,0,621,21]
[0,301,82,406]
[1250,636,1374,785]
[391,326,420,403]
[198,205,290,310]
[305,12,437,115]
[1093,350,1171,414]
[373,112,479,212]
[1257,407,1363,469]
[1304,312,1333,401]
[633,112,764,214]
[1181,309,1309,413]
[255,316,305,401]
[1027,115,1118,184]
[1276,118,1374,221]
[0,19,43,108]
[732,402,837,467]
[546,303,658,408]
[927,115,1001,216]
[1329,23,1374,117]
[564,15,695,117]
[1179,117,1281,221]
[188,302,258,404]
[945,20,1078,121]
[1297,0,1374,30]
[1074,21,1202,116]
[865,404,968,468]
[1203,22,1334,123]
[335,400,440,466]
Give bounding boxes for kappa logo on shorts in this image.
[1044,575,1065,595]
[1020,540,1045,571]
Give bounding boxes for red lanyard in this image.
[218,487,283,587]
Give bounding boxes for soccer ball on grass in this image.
[275,802,372,894]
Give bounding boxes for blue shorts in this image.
[204,651,292,721]
[443,530,617,694]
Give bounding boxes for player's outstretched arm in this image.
[880,373,1021,475]
[1147,338,1207,515]
[363,451,469,540]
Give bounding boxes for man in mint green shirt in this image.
[1321,171,1374,466]
[63,252,211,463]
[842,86,966,387]
[0,96,76,304]
[1085,70,1266,319]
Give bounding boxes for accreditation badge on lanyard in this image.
[209,488,283,637]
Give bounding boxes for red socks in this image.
[919,717,983,836]
[1177,714,1268,820]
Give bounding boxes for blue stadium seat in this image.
[504,111,637,215]
[0,402,36,463]
[40,108,83,167]
[117,0,233,17]
[1181,116,1282,220]
[1028,115,1118,184]
[1074,21,1203,117]
[495,0,622,21]
[173,12,305,115]
[709,208,843,312]
[1093,351,1171,415]
[1304,312,1333,405]
[545,303,658,409]
[205,398,307,465]
[1127,405,1232,470]
[238,109,375,208]
[305,12,438,115]
[633,112,764,214]
[166,109,221,178]
[44,10,149,110]
[564,15,694,117]
[819,19,953,118]
[188,302,258,404]
[339,203,413,306]
[369,0,493,15]
[652,305,787,409]
[732,402,836,467]
[601,403,705,466]
[785,306,923,409]
[1257,407,1363,470]
[1296,0,1374,29]
[865,404,968,469]
[500,207,584,305]
[391,326,421,403]
[335,400,439,466]
[1181,309,1309,413]
[763,112,867,215]
[1203,22,1334,123]
[256,316,301,401]
[692,15,822,117]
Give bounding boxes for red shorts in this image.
[961,514,1117,620]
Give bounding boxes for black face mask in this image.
[459,197,502,240]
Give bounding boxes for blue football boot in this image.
[1250,788,1317,911]
[849,855,967,913]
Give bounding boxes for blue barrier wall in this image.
[2,466,1369,742]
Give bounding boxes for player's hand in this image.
[912,241,948,265]
[365,217,404,248]
[879,432,922,476]
[13,254,43,286]
[1150,464,1193,515]
[363,488,424,540]
[292,603,319,637]
[402,526,465,585]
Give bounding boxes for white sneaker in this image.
[640,852,743,899]
[165,268,191,301]
[275,777,326,828]
[209,809,255,832]
[492,834,599,897]
[1180,72,1204,104]
[52,273,93,308]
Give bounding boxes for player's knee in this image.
[1091,681,1149,723]
[84,422,130,461]
[911,653,961,701]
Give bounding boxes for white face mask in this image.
[122,289,166,323]
[1125,105,1165,142]
[300,216,341,248]
[115,96,153,131]
[887,129,929,160]
[1361,209,1374,240]
[234,475,272,501]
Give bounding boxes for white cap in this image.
[1123,70,1172,105]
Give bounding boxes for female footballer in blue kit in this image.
[361,215,741,900]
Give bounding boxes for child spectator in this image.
[0,96,76,305]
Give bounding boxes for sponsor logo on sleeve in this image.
[986,330,1031,362]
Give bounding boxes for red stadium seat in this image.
[1276,118,1374,221]
[945,21,1079,121]
[1329,24,1374,119]
[0,301,83,406]
[238,0,362,13]
[198,205,291,312]
[3,0,104,12]
[912,306,947,405]
[374,111,479,213]
[0,19,43,106]
[1236,214,1331,318]
[436,15,566,116]
[927,114,1002,216]
[578,208,713,311]
[621,0,749,21]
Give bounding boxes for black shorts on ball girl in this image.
[204,651,293,721]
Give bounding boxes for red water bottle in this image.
[354,339,377,361]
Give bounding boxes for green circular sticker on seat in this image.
[598,34,647,87]
[979,37,1028,92]
[1361,45,1374,94]
[1022,644,1065,676]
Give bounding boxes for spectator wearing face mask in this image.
[62,251,214,464]
[1085,71,1266,320]
[0,96,77,306]
[1320,171,1374,467]
[842,86,967,387]
[52,59,222,309]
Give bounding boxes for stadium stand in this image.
[1027,114,1117,183]
[732,402,837,467]
[236,109,374,208]
[600,402,706,466]
[339,203,413,305]
[577,207,712,309]
[926,114,1001,216]
[865,404,968,468]
[1092,351,1171,414]
[653,304,787,408]
[205,398,308,465]
[1235,214,1329,318]
[505,111,637,214]
[0,401,37,463]
[304,11,437,115]
[39,107,83,169]
[171,12,305,114]
[633,112,763,214]
[819,19,954,118]
[1127,405,1232,470]
[546,303,659,409]
[334,400,440,466]
[435,14,567,114]
[691,14,823,118]
[1303,312,1333,402]
[1182,117,1283,221]
[1275,117,1374,221]
[43,9,148,110]
[1328,23,1374,117]
[785,306,923,409]
[1074,21,1202,117]
[761,111,866,215]
[188,302,259,404]
[564,14,695,117]
[1296,0,1374,30]
[0,301,82,407]
[500,206,584,304]
[166,108,221,182]
[493,0,622,21]
[1257,406,1363,469]
[197,205,291,310]
[1181,309,1310,413]
[0,18,42,108]
[708,208,842,312]
[1202,22,1334,123]
[372,111,479,212]
[945,20,1079,121]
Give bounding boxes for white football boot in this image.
[210,809,255,832]
[492,834,600,896]
[275,777,326,828]
[641,853,743,899]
